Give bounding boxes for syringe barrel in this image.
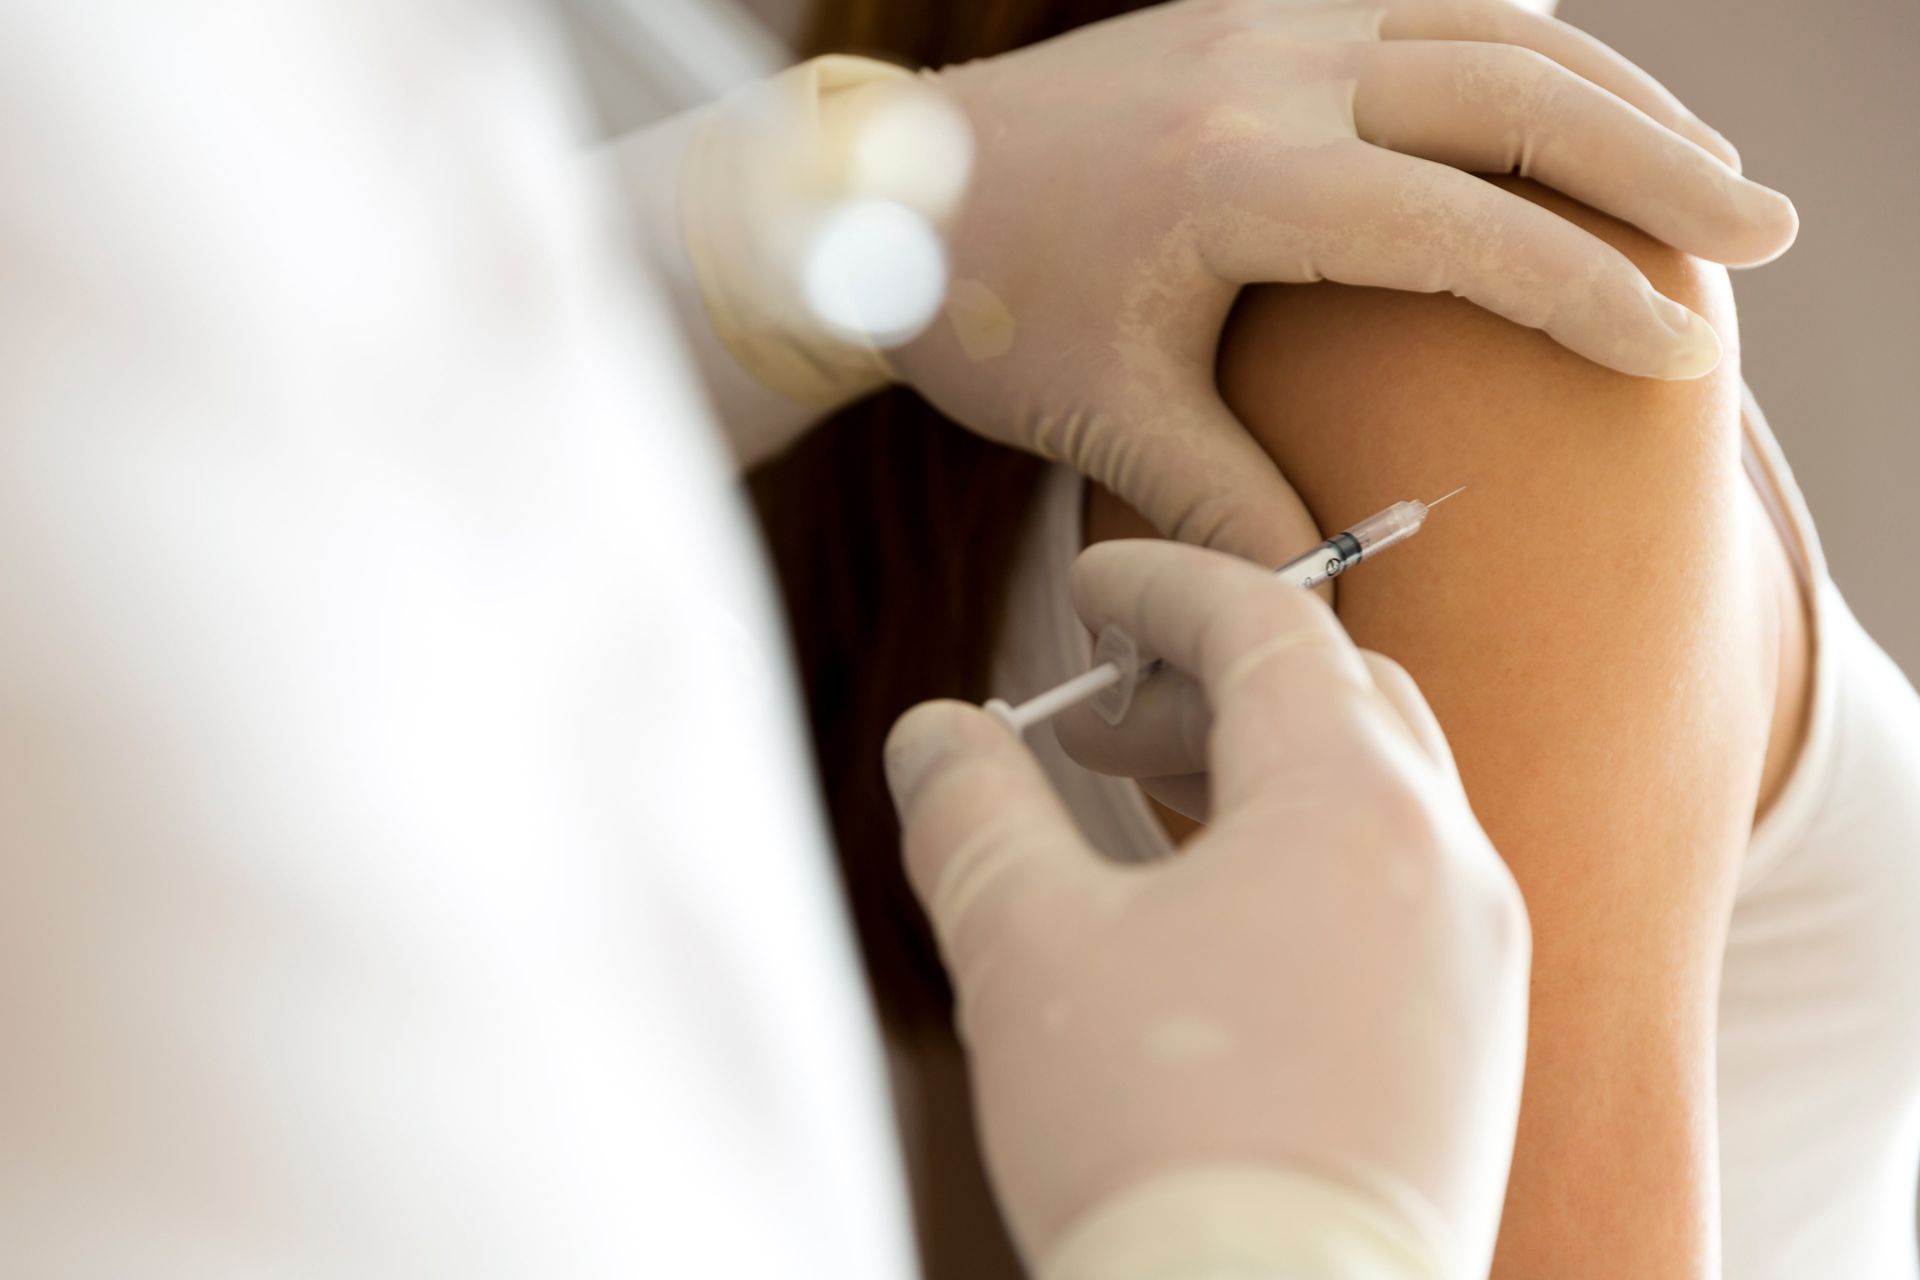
[1271,500,1429,591]
[987,495,1442,733]
[1347,500,1429,557]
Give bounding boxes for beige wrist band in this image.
[680,55,914,410]
[1040,1167,1454,1280]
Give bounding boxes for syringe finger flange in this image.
[1091,623,1147,727]
[983,697,1020,735]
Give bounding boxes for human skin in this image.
[1086,176,1811,1278]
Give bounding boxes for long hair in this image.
[750,0,1156,1031]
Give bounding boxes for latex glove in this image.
[1058,656,1231,824]
[884,539,1531,1280]
[1054,612,1410,825]
[890,0,1797,562]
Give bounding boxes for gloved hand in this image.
[884,539,1531,1280]
[670,0,1795,562]
[1056,655,1233,825]
[891,0,1796,562]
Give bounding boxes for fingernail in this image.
[1649,292,1723,379]
[885,702,998,814]
[883,719,946,815]
[1734,181,1799,246]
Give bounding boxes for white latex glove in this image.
[892,0,1797,561]
[668,0,1796,560]
[1052,608,1409,826]
[1058,657,1231,824]
[884,539,1531,1280]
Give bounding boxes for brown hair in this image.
[750,0,1153,1031]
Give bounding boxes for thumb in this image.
[884,700,1094,972]
[1074,383,1320,567]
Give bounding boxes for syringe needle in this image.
[1426,484,1467,508]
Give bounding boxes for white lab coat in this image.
[0,2,911,1275]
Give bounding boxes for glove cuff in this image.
[681,54,917,412]
[1039,1165,1455,1280]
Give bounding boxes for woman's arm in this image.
[1090,178,1786,1277]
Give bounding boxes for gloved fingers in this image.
[1071,383,1324,567]
[1216,141,1721,379]
[1136,772,1212,824]
[884,699,1093,966]
[1375,0,1741,170]
[1054,664,1210,781]
[1350,40,1795,267]
[1068,540,1393,814]
[1053,633,1457,813]
[1357,650,1461,784]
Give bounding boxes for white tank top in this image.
[990,385,1920,1278]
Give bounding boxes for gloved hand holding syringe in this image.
[985,488,1465,734]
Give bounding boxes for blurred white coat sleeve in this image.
[606,53,946,471]
[0,3,912,1276]
[608,100,831,469]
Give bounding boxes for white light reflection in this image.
[802,199,948,346]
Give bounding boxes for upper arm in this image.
[1104,178,1776,1275]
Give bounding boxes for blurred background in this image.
[567,0,1920,680]
[1562,0,1920,681]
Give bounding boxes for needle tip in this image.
[1426,485,1467,509]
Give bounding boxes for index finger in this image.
[1068,540,1402,812]
[1377,0,1742,171]
[1350,40,1795,267]
[1211,143,1724,380]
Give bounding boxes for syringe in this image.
[983,488,1464,734]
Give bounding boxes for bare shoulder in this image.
[1209,177,1771,881]
[1090,176,1788,1275]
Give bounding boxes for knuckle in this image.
[1362,649,1413,688]
[1378,783,1531,964]
[1337,753,1465,857]
[1454,40,1561,104]
[1433,0,1512,33]
[1490,40,1558,81]
[924,816,1041,936]
[1473,850,1532,960]
[1175,7,1353,87]
[1365,772,1453,852]
[1516,52,1573,117]
[1143,89,1221,155]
